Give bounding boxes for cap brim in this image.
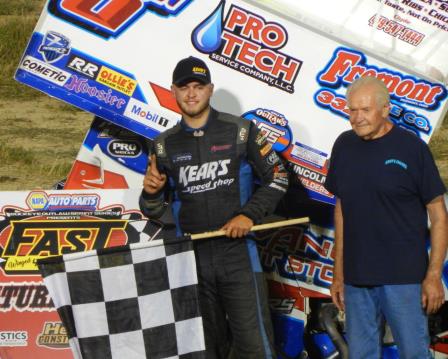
[173,75,210,86]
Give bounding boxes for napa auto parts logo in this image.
[314,47,447,136]
[192,2,302,93]
[26,191,99,211]
[48,0,193,38]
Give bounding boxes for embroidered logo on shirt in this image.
[210,144,232,152]
[172,153,192,163]
[384,158,408,170]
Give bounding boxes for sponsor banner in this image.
[0,331,28,347]
[261,0,448,81]
[256,223,335,296]
[0,188,156,359]
[19,56,70,86]
[15,0,448,204]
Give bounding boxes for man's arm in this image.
[331,198,345,311]
[221,124,288,238]
[422,195,448,314]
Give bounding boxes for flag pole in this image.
[189,217,309,241]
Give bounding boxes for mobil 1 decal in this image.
[192,1,302,93]
[314,47,447,137]
[243,108,292,153]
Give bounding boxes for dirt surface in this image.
[0,96,92,190]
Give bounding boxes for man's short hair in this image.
[346,76,390,107]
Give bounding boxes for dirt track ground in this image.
[0,96,92,190]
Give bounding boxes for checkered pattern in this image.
[38,239,206,359]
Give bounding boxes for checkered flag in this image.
[38,239,206,359]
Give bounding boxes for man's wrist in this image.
[141,188,163,200]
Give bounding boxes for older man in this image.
[324,76,448,358]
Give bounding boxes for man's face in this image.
[171,81,214,118]
[347,85,390,140]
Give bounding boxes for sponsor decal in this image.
[255,130,268,146]
[38,31,71,63]
[107,140,142,157]
[124,98,173,131]
[290,142,327,170]
[0,331,28,346]
[269,298,296,314]
[269,182,286,192]
[64,75,127,109]
[19,56,71,86]
[0,195,144,274]
[192,2,302,93]
[36,322,69,349]
[179,159,234,194]
[96,65,137,96]
[260,142,272,157]
[173,153,192,163]
[258,225,334,289]
[368,14,425,46]
[291,163,332,199]
[210,144,232,152]
[243,108,292,152]
[26,192,99,211]
[292,164,326,185]
[66,54,100,79]
[239,127,248,142]
[0,282,54,312]
[156,142,164,156]
[317,47,446,110]
[384,158,408,170]
[266,151,279,165]
[1,219,127,273]
[48,0,193,38]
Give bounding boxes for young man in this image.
[324,76,448,358]
[140,56,288,358]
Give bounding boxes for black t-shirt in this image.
[325,125,446,285]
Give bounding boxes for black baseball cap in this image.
[172,56,211,86]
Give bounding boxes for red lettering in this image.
[221,32,244,57]
[272,54,298,83]
[225,7,247,32]
[241,14,264,42]
[319,50,362,84]
[255,49,276,72]
[225,7,286,49]
[261,24,286,48]
[61,0,142,32]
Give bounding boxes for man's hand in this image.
[143,154,167,194]
[422,274,445,314]
[330,275,345,311]
[220,215,254,238]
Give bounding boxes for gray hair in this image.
[346,76,390,107]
